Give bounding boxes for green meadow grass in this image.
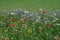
[0,0,60,11]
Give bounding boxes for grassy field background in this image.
[0,0,60,11]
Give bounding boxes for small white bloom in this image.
[24,11,29,13]
[56,9,60,11]
[53,20,56,22]
[25,25,27,27]
[39,8,42,11]
[58,24,60,26]
[31,18,33,20]
[1,36,4,38]
[51,15,54,17]
[36,19,38,22]
[56,18,59,20]
[54,37,56,39]
[53,13,56,16]
[37,16,40,19]
[38,17,40,19]
[10,13,15,15]
[36,37,38,40]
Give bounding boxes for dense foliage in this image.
[0,9,60,40]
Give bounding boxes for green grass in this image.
[0,0,60,11]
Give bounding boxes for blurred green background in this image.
[0,0,60,11]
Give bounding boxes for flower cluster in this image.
[0,9,60,40]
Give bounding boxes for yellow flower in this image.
[1,36,4,38]
[45,32,48,36]
[11,37,13,39]
[15,29,19,32]
[27,28,32,33]
[4,29,8,32]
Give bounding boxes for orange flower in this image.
[11,24,16,26]
[8,24,16,27]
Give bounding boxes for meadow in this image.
[0,0,60,40]
[0,0,60,11]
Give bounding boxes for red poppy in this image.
[42,10,46,14]
[18,19,22,23]
[24,17,29,21]
[47,24,52,28]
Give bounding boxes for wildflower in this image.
[8,24,16,27]
[47,24,52,28]
[42,10,46,14]
[4,29,8,33]
[24,17,29,21]
[11,24,16,27]
[10,13,15,15]
[8,19,12,22]
[5,37,9,40]
[54,35,59,40]
[38,27,43,31]
[18,19,22,23]
[27,28,32,33]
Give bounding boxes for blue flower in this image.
[19,9,24,15]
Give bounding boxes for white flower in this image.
[10,13,15,15]
[56,18,59,20]
[38,27,40,29]
[54,37,56,39]
[1,36,4,38]
[37,16,40,19]
[53,13,56,16]
[53,20,56,22]
[39,8,42,11]
[51,15,54,17]
[58,24,60,26]
[56,9,60,11]
[36,19,39,23]
[25,24,27,27]
[24,11,29,13]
